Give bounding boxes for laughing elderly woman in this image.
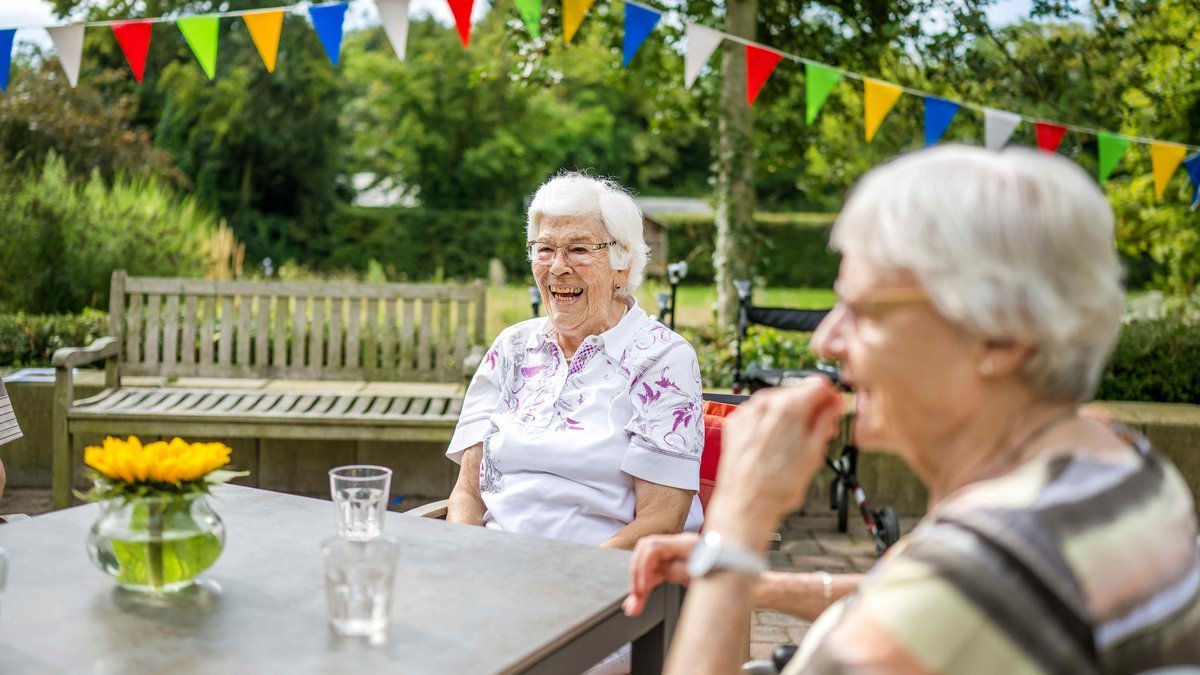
[625,146,1200,674]
[444,172,704,552]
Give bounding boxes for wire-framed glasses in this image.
[526,240,617,266]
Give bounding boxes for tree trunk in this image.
[714,0,758,328]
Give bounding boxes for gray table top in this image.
[0,485,659,674]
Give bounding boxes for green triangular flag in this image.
[515,0,542,38]
[1097,132,1131,183]
[805,63,843,125]
[178,15,219,80]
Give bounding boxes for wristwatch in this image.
[686,531,767,579]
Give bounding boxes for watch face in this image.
[687,532,721,578]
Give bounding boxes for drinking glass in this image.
[329,465,392,540]
[321,537,399,639]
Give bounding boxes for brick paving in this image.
[0,488,909,662]
[750,512,889,661]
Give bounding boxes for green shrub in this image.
[0,310,110,367]
[657,213,839,288]
[1097,315,1200,404]
[0,154,218,314]
[679,324,819,390]
[328,206,527,281]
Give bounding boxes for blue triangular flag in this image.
[309,2,348,66]
[0,30,15,92]
[924,97,960,147]
[1183,153,1200,210]
[623,3,661,68]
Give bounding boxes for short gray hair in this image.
[527,172,650,297]
[831,145,1124,403]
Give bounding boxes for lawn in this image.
[485,282,836,338]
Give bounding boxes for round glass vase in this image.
[87,492,225,593]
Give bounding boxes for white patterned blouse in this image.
[446,300,705,546]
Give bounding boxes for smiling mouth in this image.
[549,286,584,303]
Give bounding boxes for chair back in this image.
[700,394,747,512]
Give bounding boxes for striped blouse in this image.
[0,379,21,446]
[787,430,1200,674]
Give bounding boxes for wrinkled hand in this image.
[623,532,699,617]
[711,377,844,532]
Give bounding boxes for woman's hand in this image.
[623,532,699,617]
[708,377,844,542]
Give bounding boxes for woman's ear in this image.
[978,339,1033,378]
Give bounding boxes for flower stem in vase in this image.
[146,499,165,591]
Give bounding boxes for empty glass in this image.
[329,465,392,540]
[321,537,399,639]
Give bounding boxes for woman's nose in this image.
[548,250,572,273]
[811,305,847,361]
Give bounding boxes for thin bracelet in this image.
[817,571,834,607]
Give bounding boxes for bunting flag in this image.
[1096,132,1131,183]
[1150,142,1187,200]
[447,0,474,47]
[983,108,1021,151]
[177,16,219,80]
[112,21,153,83]
[805,63,842,125]
[563,0,596,44]
[309,3,348,65]
[864,79,903,142]
[243,11,283,72]
[46,25,85,87]
[745,45,783,107]
[1183,154,1200,209]
[923,97,959,146]
[0,30,13,92]
[684,25,722,90]
[1035,121,1068,153]
[376,0,411,60]
[623,3,661,67]
[514,0,542,39]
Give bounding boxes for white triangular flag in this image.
[684,24,723,90]
[375,0,410,61]
[46,25,85,87]
[984,108,1022,152]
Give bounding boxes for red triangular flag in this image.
[1035,121,1068,153]
[447,0,474,47]
[112,21,152,83]
[745,44,783,107]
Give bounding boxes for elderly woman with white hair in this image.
[624,146,1200,674]
[445,171,704,554]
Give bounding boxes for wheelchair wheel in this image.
[836,480,849,533]
[828,475,840,510]
[873,506,901,556]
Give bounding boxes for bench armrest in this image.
[460,345,485,379]
[51,336,121,370]
[403,499,449,519]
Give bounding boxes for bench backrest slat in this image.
[110,272,486,382]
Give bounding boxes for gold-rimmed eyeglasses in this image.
[831,284,931,331]
[526,240,617,266]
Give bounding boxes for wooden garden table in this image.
[0,485,678,674]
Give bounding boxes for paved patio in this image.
[0,488,898,661]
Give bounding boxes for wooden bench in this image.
[51,270,487,508]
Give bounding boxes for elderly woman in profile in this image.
[445,172,704,553]
[625,146,1200,674]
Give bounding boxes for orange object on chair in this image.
[699,400,738,512]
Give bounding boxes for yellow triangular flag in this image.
[562,0,596,43]
[1150,142,1187,200]
[243,10,283,73]
[863,79,903,143]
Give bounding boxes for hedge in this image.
[0,311,109,368]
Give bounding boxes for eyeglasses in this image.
[830,284,931,332]
[526,240,617,266]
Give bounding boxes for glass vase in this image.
[87,492,225,593]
